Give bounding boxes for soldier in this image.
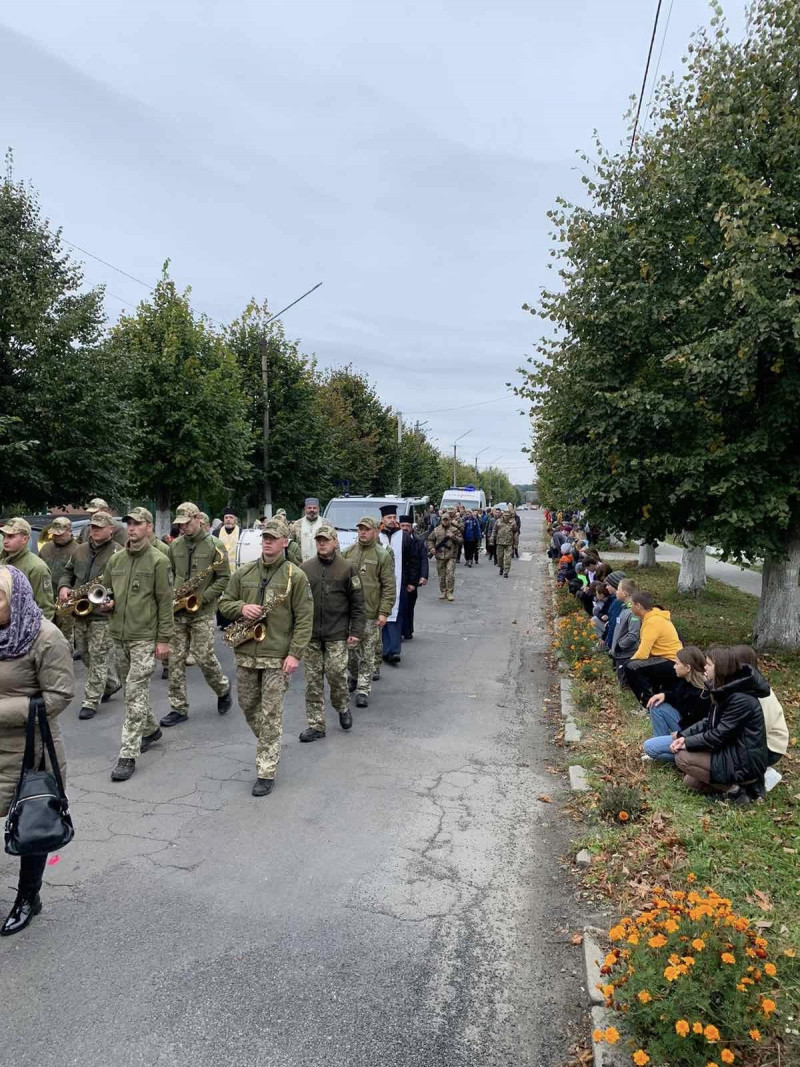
[58,511,122,719]
[219,518,313,796]
[102,507,174,782]
[299,524,365,741]
[0,518,54,620]
[160,502,232,728]
[292,497,324,561]
[39,517,80,646]
[342,517,395,708]
[426,512,462,602]
[275,510,303,564]
[77,498,127,547]
[494,508,516,578]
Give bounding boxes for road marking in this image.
[520,552,533,562]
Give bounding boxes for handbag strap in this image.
[35,701,68,799]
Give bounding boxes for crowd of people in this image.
[545,512,790,807]
[0,494,523,937]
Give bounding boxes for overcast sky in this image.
[1,1,747,486]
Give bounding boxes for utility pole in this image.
[397,411,403,495]
[260,339,272,520]
[475,446,489,473]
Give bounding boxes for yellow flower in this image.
[687,872,697,883]
[609,925,625,941]
[626,933,640,945]
[754,937,768,948]
[592,1029,605,1043]
[664,919,679,933]
[675,1020,690,1037]
[602,984,614,997]
[604,1027,620,1044]
[720,1051,734,1065]
[783,948,796,958]
[721,953,735,965]
[707,1062,719,1067]
[648,934,668,948]
[604,953,617,969]
[682,956,696,967]
[704,1024,720,1043]
[693,1022,703,1034]
[632,1051,650,1066]
[637,990,652,1004]
[664,965,681,982]
[761,997,776,1015]
[736,984,746,993]
[764,962,776,976]
[692,938,705,952]
[749,1029,761,1042]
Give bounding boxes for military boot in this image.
[299,728,326,742]
[111,758,136,781]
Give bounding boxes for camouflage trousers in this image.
[436,557,456,595]
[115,640,158,759]
[305,638,349,730]
[169,614,229,714]
[349,620,382,696]
[75,616,119,710]
[236,665,289,779]
[54,609,75,646]
[496,544,513,576]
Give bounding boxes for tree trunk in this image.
[154,486,171,539]
[677,529,707,596]
[638,540,657,567]
[753,533,800,651]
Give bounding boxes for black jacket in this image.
[680,666,768,784]
[409,533,429,583]
[662,678,711,730]
[401,531,422,587]
[300,552,366,643]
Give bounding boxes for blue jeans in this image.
[643,702,682,762]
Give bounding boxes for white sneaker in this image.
[764,766,783,792]
[641,753,654,763]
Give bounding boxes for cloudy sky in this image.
[1,1,747,486]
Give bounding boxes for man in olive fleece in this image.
[39,516,80,645]
[77,498,128,547]
[219,518,313,796]
[100,507,174,782]
[58,511,122,719]
[299,524,365,740]
[161,501,232,727]
[0,518,55,620]
[342,517,395,708]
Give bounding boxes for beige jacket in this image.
[0,619,74,816]
[760,691,789,756]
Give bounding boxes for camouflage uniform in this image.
[304,640,350,730]
[236,667,289,778]
[341,527,395,697]
[426,520,463,599]
[116,640,160,757]
[39,528,79,643]
[494,511,516,576]
[75,617,120,710]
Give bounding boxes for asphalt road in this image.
[1,511,584,1067]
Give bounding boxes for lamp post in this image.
[474,446,489,473]
[452,430,472,487]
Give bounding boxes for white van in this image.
[324,494,429,550]
[440,486,486,511]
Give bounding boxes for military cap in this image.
[275,509,287,519]
[0,517,31,536]
[261,518,290,539]
[304,497,320,507]
[313,523,338,540]
[123,506,154,524]
[86,497,109,514]
[379,503,397,517]
[90,511,116,528]
[198,511,210,526]
[49,517,72,533]
[356,516,379,530]
[174,502,200,524]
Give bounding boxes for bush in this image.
[554,612,597,664]
[598,784,645,824]
[595,879,789,1066]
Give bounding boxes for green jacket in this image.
[100,543,174,643]
[168,530,231,616]
[287,541,302,565]
[219,557,313,667]
[341,540,396,619]
[0,547,55,620]
[78,522,128,548]
[149,533,171,556]
[300,552,366,643]
[58,539,122,619]
[39,537,80,596]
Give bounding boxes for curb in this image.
[583,927,627,1066]
[559,676,582,745]
[568,765,589,791]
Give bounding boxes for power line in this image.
[61,238,154,291]
[630,0,663,155]
[405,391,514,416]
[642,0,675,135]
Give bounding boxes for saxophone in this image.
[223,564,294,648]
[56,581,111,618]
[173,548,225,613]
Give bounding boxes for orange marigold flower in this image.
[648,934,668,948]
[754,937,768,948]
[721,953,736,965]
[764,962,776,976]
[664,965,681,982]
[687,872,697,883]
[664,919,679,933]
[602,984,614,997]
[749,1029,761,1042]
[632,1051,650,1066]
[704,1024,720,1043]
[761,997,776,1015]
[609,925,625,941]
[736,984,746,993]
[637,990,652,1004]
[618,810,630,822]
[626,933,640,945]
[721,1051,734,1064]
[707,1062,719,1067]
[692,939,706,952]
[675,1020,690,1037]
[592,1029,605,1043]
[682,956,696,967]
[604,1027,620,1044]
[604,953,617,969]
[693,1022,703,1034]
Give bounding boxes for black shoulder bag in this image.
[4,696,75,856]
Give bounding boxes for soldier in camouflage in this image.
[342,517,395,707]
[494,508,516,578]
[299,524,365,740]
[219,518,313,796]
[39,516,79,646]
[77,498,128,547]
[426,512,463,601]
[0,518,55,620]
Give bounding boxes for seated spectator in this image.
[601,571,627,649]
[609,578,641,675]
[549,526,568,559]
[670,645,768,804]
[641,646,710,761]
[623,592,683,705]
[587,581,613,634]
[557,550,576,586]
[732,645,788,779]
[579,564,611,616]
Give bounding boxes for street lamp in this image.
[474,446,489,472]
[452,429,472,487]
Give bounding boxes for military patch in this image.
[351,576,362,590]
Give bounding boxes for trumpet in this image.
[173,548,225,614]
[56,582,111,618]
[223,565,294,648]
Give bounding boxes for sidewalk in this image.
[602,541,762,597]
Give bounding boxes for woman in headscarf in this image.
[0,565,74,935]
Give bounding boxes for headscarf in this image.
[0,565,43,660]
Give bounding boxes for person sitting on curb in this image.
[731,645,789,792]
[641,646,710,762]
[608,578,640,679]
[599,571,627,647]
[670,645,768,805]
[623,592,683,705]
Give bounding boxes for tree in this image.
[0,160,135,510]
[108,269,253,534]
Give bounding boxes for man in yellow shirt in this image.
[624,591,683,705]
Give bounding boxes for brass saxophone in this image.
[56,581,111,618]
[173,548,225,614]
[223,564,294,648]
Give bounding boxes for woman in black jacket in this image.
[642,646,710,762]
[670,646,768,804]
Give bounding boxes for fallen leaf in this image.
[571,932,584,945]
[538,794,553,803]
